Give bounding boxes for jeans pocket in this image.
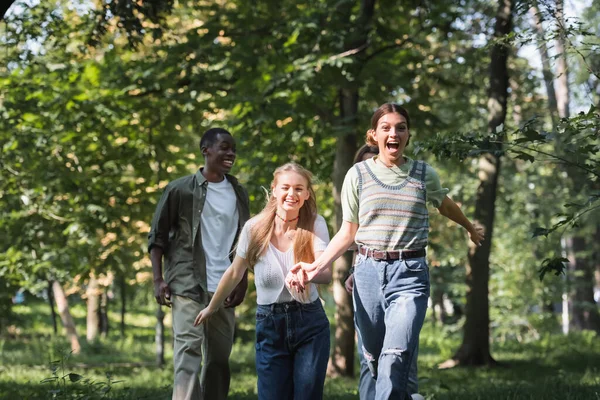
[256,310,272,322]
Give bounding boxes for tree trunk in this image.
[99,290,109,338]
[52,281,81,354]
[442,0,513,368]
[48,280,58,335]
[551,0,598,333]
[86,274,100,342]
[328,0,376,377]
[329,88,359,377]
[0,279,13,334]
[530,3,559,130]
[554,0,570,120]
[156,305,165,367]
[120,274,127,337]
[566,237,600,332]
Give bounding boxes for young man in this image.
[148,128,250,400]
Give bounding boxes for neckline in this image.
[269,242,293,254]
[372,155,409,170]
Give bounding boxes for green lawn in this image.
[1,299,599,399]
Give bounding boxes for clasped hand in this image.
[287,262,319,291]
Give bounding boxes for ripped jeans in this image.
[353,253,429,400]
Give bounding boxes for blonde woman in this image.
[195,163,332,400]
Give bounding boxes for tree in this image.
[442,0,514,367]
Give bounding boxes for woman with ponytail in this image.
[292,103,484,399]
[195,163,332,400]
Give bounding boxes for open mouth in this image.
[386,141,400,152]
[284,199,298,206]
[223,159,234,168]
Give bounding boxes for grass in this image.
[1,298,599,399]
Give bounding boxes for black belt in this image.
[265,300,307,313]
[358,247,426,261]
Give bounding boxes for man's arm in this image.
[151,247,172,307]
[148,184,177,307]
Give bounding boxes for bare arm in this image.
[194,255,250,325]
[309,251,332,284]
[437,196,484,246]
[291,220,358,285]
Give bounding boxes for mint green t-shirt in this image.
[341,156,449,224]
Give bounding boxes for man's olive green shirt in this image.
[148,169,250,303]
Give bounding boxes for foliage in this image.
[41,348,124,399]
[415,104,600,279]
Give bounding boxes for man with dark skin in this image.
[149,128,250,400]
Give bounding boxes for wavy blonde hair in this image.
[245,163,318,270]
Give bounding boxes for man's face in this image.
[202,133,236,174]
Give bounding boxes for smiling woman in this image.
[193,162,333,400]
[291,103,485,400]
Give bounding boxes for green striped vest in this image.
[354,160,429,251]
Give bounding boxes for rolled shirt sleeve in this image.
[147,183,177,253]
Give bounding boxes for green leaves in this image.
[538,257,569,281]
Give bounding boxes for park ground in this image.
[1,296,599,400]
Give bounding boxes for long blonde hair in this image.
[245,163,318,270]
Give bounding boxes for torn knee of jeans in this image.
[382,348,407,357]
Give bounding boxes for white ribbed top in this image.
[236,215,330,305]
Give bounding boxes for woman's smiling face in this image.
[272,171,310,213]
[372,112,409,165]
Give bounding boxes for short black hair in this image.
[199,128,232,150]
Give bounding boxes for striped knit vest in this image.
[354,160,429,251]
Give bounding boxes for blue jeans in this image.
[357,327,419,399]
[353,253,429,400]
[255,299,330,400]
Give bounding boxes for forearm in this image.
[150,247,165,282]
[310,252,333,284]
[438,196,475,232]
[209,257,248,308]
[312,221,357,275]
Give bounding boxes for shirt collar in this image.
[195,168,237,187]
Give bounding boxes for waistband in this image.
[359,246,426,261]
[257,299,321,314]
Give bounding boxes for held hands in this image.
[194,305,217,326]
[289,262,320,290]
[154,278,172,308]
[468,224,485,247]
[284,268,312,303]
